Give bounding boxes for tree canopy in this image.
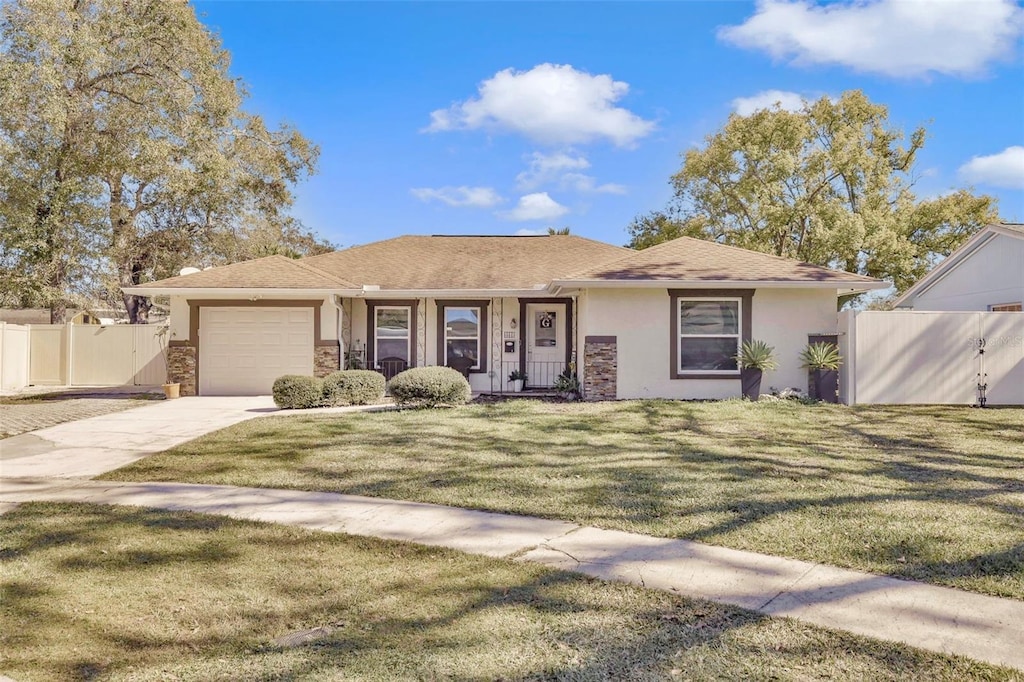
[627,91,997,293]
[0,0,331,322]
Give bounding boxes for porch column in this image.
[583,335,617,401]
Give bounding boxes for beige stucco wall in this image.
[579,287,838,399]
[913,234,1024,311]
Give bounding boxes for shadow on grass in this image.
[99,400,1024,598]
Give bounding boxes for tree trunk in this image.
[49,300,67,324]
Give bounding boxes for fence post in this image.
[64,322,74,385]
[0,321,6,391]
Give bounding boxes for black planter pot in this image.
[809,369,839,403]
[741,368,763,400]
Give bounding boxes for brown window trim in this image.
[669,289,753,380]
[366,299,419,369]
[517,297,574,377]
[436,300,489,373]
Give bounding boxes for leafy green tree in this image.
[0,0,327,322]
[546,226,571,235]
[628,91,997,292]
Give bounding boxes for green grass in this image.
[103,399,1024,600]
[1,503,1017,681]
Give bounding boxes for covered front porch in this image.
[336,295,577,393]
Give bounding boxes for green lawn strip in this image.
[102,399,1024,600]
[1,503,1015,681]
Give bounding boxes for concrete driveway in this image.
[0,396,279,478]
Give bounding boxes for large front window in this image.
[444,307,481,369]
[375,306,410,364]
[436,300,489,374]
[677,299,740,373]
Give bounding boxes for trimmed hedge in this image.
[272,375,324,409]
[322,370,386,406]
[387,366,471,407]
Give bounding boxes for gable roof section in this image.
[123,254,355,294]
[300,235,631,291]
[894,223,1024,307]
[553,237,885,290]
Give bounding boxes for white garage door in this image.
[199,307,314,396]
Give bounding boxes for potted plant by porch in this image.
[507,369,526,393]
[799,342,842,403]
[156,326,180,399]
[736,339,778,400]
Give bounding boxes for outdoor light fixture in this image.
[510,318,518,330]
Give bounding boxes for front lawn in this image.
[104,400,1024,599]
[1,503,1015,681]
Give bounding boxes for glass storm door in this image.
[526,303,565,387]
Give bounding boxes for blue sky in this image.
[194,0,1024,249]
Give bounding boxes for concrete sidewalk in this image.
[2,476,1021,671]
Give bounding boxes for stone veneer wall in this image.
[314,345,341,378]
[167,346,197,397]
[583,336,617,401]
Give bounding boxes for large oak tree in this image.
[628,91,997,293]
[0,0,330,322]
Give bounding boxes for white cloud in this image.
[500,192,570,222]
[515,151,627,195]
[731,89,806,116]
[560,173,627,195]
[958,146,1024,189]
[516,151,590,189]
[424,63,655,147]
[410,186,504,208]
[719,0,1024,78]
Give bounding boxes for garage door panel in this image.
[199,306,315,395]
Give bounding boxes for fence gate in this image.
[27,324,166,387]
[839,311,1024,406]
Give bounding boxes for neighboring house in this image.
[123,235,885,398]
[0,308,104,325]
[894,223,1024,312]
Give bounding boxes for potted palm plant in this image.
[507,369,526,393]
[799,342,842,403]
[155,325,180,399]
[736,339,778,400]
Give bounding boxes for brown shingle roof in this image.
[301,235,631,290]
[137,255,355,290]
[560,237,883,284]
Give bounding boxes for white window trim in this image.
[374,305,411,366]
[677,297,742,375]
[444,306,482,370]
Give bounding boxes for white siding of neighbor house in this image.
[911,234,1024,311]
[578,287,838,400]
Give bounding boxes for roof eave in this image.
[550,279,888,292]
[121,287,345,297]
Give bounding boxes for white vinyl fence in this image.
[0,322,31,391]
[839,311,1024,406]
[0,323,166,390]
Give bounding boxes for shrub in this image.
[387,366,471,407]
[272,375,324,409]
[322,370,386,406]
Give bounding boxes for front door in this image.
[526,303,566,388]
